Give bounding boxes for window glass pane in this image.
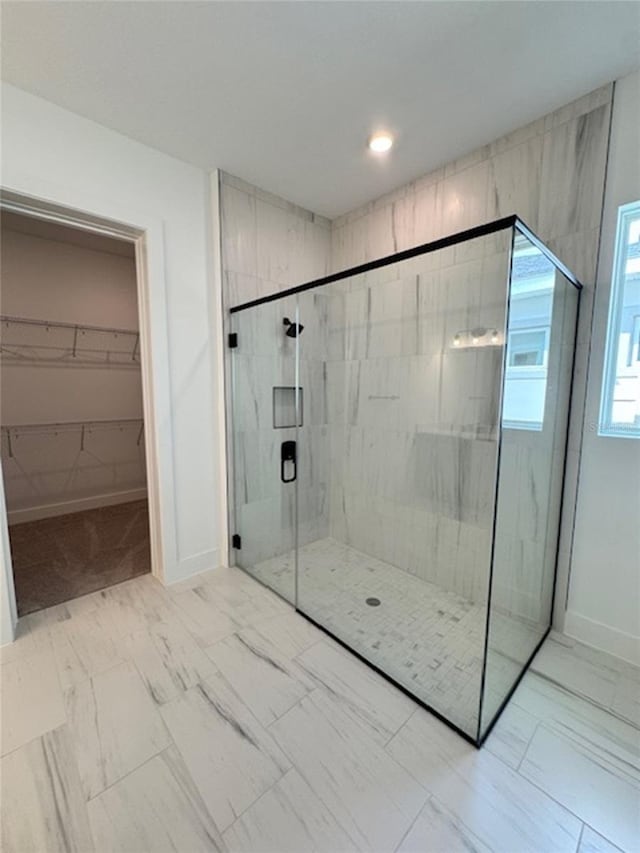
[600,201,640,438]
[508,329,547,366]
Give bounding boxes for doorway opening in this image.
[0,209,152,615]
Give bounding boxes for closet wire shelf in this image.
[0,315,141,367]
[1,418,145,459]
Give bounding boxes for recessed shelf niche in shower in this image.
[228,215,581,746]
[273,386,303,429]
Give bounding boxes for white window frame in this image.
[599,200,640,439]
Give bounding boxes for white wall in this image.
[0,82,222,643]
[1,225,146,522]
[567,70,640,664]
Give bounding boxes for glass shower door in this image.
[229,296,300,603]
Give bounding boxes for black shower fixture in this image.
[283,317,304,338]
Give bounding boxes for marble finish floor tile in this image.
[0,645,65,755]
[530,634,621,708]
[211,578,291,626]
[387,709,582,852]
[160,672,291,832]
[396,796,492,853]
[66,660,171,799]
[579,826,626,853]
[0,605,57,664]
[250,609,324,659]
[223,768,355,852]
[171,586,243,647]
[124,617,219,705]
[48,606,127,691]
[483,701,539,769]
[510,670,640,774]
[206,629,314,726]
[1,563,636,853]
[520,724,640,852]
[295,639,416,745]
[270,689,428,851]
[0,725,93,853]
[87,746,225,852]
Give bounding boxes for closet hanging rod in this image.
[1,419,145,457]
[0,315,139,336]
[2,418,143,432]
[2,418,144,435]
[1,419,144,459]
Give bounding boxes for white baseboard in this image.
[564,609,640,666]
[166,548,221,585]
[7,488,148,525]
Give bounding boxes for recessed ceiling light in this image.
[369,133,394,153]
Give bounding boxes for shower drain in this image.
[366,597,381,607]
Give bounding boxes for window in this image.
[599,201,640,438]
[508,329,549,367]
[502,237,555,431]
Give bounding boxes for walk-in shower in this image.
[228,215,580,746]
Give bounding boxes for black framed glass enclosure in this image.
[228,216,580,746]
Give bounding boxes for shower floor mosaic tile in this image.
[247,537,544,736]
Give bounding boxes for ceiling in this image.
[1,1,639,218]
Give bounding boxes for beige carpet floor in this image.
[9,499,151,615]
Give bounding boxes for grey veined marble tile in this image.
[65,660,171,799]
[397,796,492,853]
[223,768,355,853]
[579,826,626,853]
[124,617,219,705]
[87,746,225,853]
[1,725,94,853]
[270,689,427,851]
[520,724,640,853]
[530,635,620,707]
[0,645,65,756]
[250,609,324,659]
[387,709,581,853]
[160,671,291,832]
[295,639,416,745]
[205,629,314,726]
[538,103,610,240]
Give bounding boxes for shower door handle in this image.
[280,440,297,483]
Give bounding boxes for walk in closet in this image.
[0,211,150,614]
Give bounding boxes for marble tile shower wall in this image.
[221,173,331,308]
[220,173,332,568]
[325,236,511,605]
[231,292,331,569]
[221,83,612,623]
[329,84,614,622]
